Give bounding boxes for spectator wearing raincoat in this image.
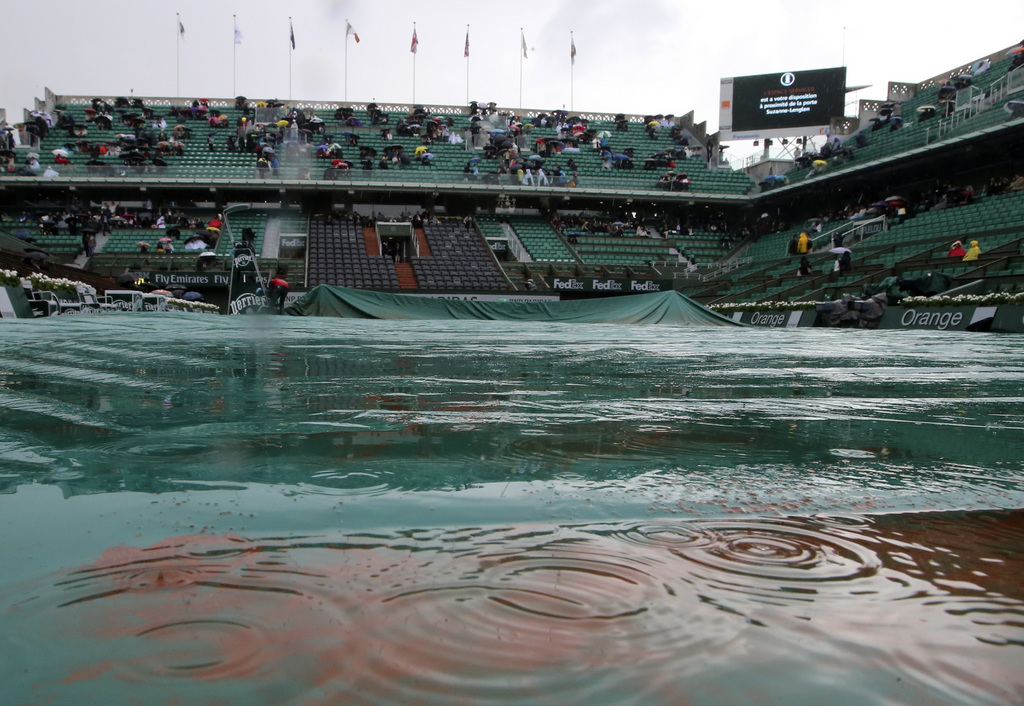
[962,240,981,262]
[947,240,966,258]
[796,232,811,254]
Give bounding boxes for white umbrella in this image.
[51,148,70,158]
[829,247,851,255]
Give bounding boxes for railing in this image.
[53,93,685,126]
[809,214,887,251]
[0,163,752,197]
[930,66,1023,143]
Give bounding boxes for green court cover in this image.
[287,286,741,326]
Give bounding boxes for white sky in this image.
[5,0,1023,162]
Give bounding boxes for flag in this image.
[521,30,528,59]
[178,19,185,40]
[346,21,360,43]
[234,19,243,45]
[464,30,470,58]
[571,37,576,66]
[410,27,418,54]
[290,19,295,49]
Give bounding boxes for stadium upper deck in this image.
[3,92,755,201]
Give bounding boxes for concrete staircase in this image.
[395,262,418,289]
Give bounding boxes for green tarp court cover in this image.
[287,287,740,326]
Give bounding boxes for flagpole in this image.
[176,13,181,98]
[519,28,523,112]
[344,18,349,102]
[233,14,237,97]
[465,24,470,106]
[288,16,292,101]
[570,31,574,113]
[412,22,417,106]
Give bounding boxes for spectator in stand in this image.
[796,232,811,254]
[947,240,967,258]
[787,234,799,257]
[962,240,982,262]
[1008,174,1024,192]
[797,256,813,277]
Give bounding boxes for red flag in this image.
[346,21,360,43]
[464,30,469,58]
[411,27,418,54]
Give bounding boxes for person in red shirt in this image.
[268,275,289,315]
[947,240,966,258]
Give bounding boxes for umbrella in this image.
[51,148,70,158]
[198,251,218,258]
[885,195,907,202]
[81,222,99,234]
[468,157,482,164]
[151,290,172,296]
[812,159,828,166]
[182,291,204,301]
[916,105,936,112]
[276,120,290,127]
[870,201,889,208]
[597,130,611,139]
[27,152,39,160]
[23,246,49,255]
[829,247,851,255]
[1007,46,1024,55]
[158,237,173,243]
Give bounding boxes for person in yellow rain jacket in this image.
[962,240,981,262]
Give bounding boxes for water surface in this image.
[1,315,1022,704]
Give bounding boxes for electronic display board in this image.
[719,67,847,141]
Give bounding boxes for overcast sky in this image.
[5,0,1023,161]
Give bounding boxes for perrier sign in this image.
[228,250,269,314]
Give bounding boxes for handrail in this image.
[809,214,887,251]
[0,165,753,200]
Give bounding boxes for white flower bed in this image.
[0,268,21,287]
[899,292,1024,307]
[711,292,1024,313]
[708,301,817,312]
[27,274,88,294]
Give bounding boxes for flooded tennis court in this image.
[1,315,1022,705]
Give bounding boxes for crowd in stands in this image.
[2,204,226,258]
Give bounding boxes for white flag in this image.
[234,19,243,45]
[521,30,528,59]
[346,21,360,43]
